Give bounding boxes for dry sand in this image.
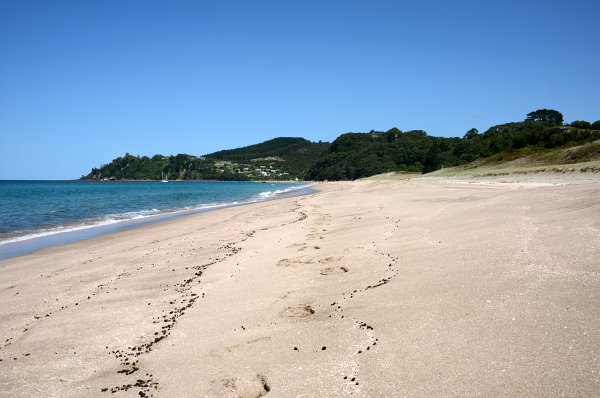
[1,175,599,397]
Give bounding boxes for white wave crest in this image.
[0,183,314,246]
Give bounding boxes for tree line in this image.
[82,109,599,181]
[306,109,599,180]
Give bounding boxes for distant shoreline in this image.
[77,178,317,183]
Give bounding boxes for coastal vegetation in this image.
[82,138,327,181]
[425,140,600,177]
[305,110,599,180]
[82,110,600,181]
[206,137,330,172]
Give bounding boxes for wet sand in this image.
[1,176,599,397]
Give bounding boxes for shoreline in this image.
[76,179,317,183]
[0,183,318,261]
[1,176,599,396]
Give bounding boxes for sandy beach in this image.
[1,175,599,397]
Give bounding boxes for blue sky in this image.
[1,0,599,179]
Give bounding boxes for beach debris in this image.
[365,276,391,290]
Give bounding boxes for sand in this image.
[1,175,599,397]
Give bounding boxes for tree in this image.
[386,127,401,142]
[525,109,563,125]
[422,142,441,173]
[570,120,592,129]
[593,121,600,130]
[463,128,479,140]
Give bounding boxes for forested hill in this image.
[82,137,330,181]
[306,110,600,180]
[204,137,330,172]
[82,110,600,181]
[306,130,461,180]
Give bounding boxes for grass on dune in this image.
[363,140,600,180]
[426,140,600,177]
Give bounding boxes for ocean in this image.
[0,180,314,259]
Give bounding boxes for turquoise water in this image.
[0,180,311,246]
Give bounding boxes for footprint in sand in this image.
[82,256,103,264]
[306,233,323,240]
[223,337,272,356]
[318,256,343,264]
[280,304,315,318]
[297,245,320,251]
[288,242,321,251]
[276,257,313,267]
[223,374,270,398]
[320,266,348,275]
[344,246,364,253]
[43,267,71,277]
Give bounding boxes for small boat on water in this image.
[161,172,168,182]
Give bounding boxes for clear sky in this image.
[1,0,599,179]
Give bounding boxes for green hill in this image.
[305,130,464,180]
[204,137,330,174]
[306,111,599,180]
[82,110,600,181]
[81,153,248,181]
[81,138,330,181]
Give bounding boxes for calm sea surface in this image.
[0,180,311,246]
